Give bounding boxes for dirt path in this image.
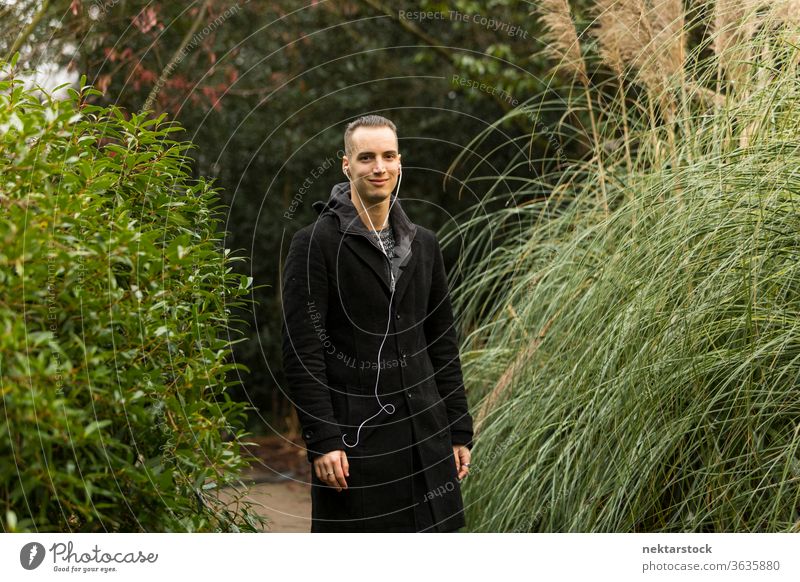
[219,435,313,532]
[226,479,311,533]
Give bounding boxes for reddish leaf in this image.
[97,74,112,93]
[132,7,158,34]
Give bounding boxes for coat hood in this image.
[312,181,418,282]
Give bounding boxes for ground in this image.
[219,434,312,533]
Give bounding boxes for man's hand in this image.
[453,445,471,481]
[313,449,349,492]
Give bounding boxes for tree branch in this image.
[355,0,532,136]
[142,0,212,114]
[6,0,51,62]
[357,0,455,64]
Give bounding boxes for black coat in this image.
[281,181,474,532]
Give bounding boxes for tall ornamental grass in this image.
[453,2,800,531]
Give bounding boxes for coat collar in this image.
[313,181,419,299]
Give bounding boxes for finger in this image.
[314,460,323,482]
[457,448,470,479]
[453,448,461,473]
[341,451,350,478]
[332,460,347,491]
[322,462,335,486]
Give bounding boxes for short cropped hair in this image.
[344,115,398,157]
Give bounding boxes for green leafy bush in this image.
[0,55,265,532]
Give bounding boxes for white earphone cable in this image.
[341,166,402,448]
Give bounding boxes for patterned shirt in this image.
[375,224,396,259]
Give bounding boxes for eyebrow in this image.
[356,150,398,156]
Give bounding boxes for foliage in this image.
[2,0,576,431]
[0,55,266,532]
[456,5,800,531]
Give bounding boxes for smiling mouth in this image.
[368,178,388,185]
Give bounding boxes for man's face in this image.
[343,126,401,203]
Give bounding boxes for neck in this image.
[350,186,391,231]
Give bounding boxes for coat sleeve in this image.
[281,228,344,463]
[423,232,474,450]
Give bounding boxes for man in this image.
[281,114,474,532]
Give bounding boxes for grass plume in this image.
[449,7,800,532]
